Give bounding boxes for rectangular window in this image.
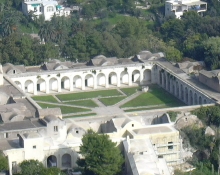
[168,142,173,150]
[54,126,58,132]
[33,145,36,149]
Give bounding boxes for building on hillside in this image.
[22,0,72,21]
[199,69,220,93]
[2,114,181,175]
[165,0,207,18]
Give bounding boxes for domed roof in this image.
[44,115,57,122]
[48,59,61,64]
[24,132,41,139]
[93,55,106,60]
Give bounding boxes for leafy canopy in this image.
[77,129,124,175]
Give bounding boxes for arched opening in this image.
[172,84,175,94]
[120,71,129,85]
[143,69,151,83]
[194,93,198,105]
[189,90,193,105]
[132,70,140,84]
[25,80,34,94]
[180,84,184,100]
[108,72,117,86]
[97,73,106,87]
[159,71,162,85]
[49,78,58,92]
[37,78,46,93]
[199,96,202,105]
[164,74,167,89]
[47,155,57,168]
[176,81,179,97]
[185,87,188,104]
[85,74,94,88]
[204,99,207,104]
[62,154,71,168]
[167,78,170,92]
[15,81,22,90]
[61,76,70,91]
[73,75,82,90]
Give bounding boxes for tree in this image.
[0,152,8,172]
[77,129,124,175]
[40,167,64,175]
[20,160,44,175]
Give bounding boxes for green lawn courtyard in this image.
[121,85,185,108]
[56,89,123,101]
[32,85,186,117]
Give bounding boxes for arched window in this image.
[47,6,54,12]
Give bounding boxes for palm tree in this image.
[38,22,56,42]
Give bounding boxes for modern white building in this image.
[165,0,207,18]
[22,0,72,21]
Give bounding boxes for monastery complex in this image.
[0,50,220,175]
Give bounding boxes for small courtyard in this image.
[32,85,185,118]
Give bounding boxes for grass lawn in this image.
[120,87,140,96]
[56,89,122,101]
[65,100,98,107]
[32,95,58,103]
[64,113,97,118]
[99,97,125,106]
[121,86,185,108]
[38,103,91,114]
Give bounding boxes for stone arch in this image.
[204,99,207,104]
[73,75,82,89]
[37,78,46,93]
[108,72,117,86]
[132,70,140,84]
[62,154,71,168]
[189,90,193,105]
[143,69,151,83]
[168,78,171,92]
[164,73,167,89]
[176,81,179,97]
[97,73,106,87]
[194,93,198,105]
[85,74,94,88]
[180,84,184,101]
[49,77,58,92]
[120,70,129,85]
[199,96,202,105]
[185,87,188,104]
[61,76,70,91]
[15,81,22,90]
[159,71,162,85]
[47,155,57,168]
[24,80,34,94]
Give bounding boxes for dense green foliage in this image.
[0,152,8,172]
[192,106,220,126]
[1,0,220,68]
[19,160,64,175]
[177,106,220,174]
[77,129,124,175]
[20,160,44,175]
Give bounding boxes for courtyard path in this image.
[52,95,62,103]
[113,91,142,107]
[92,98,106,107]
[34,101,91,109]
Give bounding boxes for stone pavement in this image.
[92,106,124,116]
